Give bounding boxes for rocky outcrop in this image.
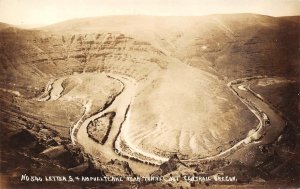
[68,161,90,174]
[1,14,299,188]
[151,154,187,176]
[40,145,68,159]
[9,129,37,148]
[105,159,135,176]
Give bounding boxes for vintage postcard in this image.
[0,0,299,188]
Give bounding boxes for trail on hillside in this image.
[40,73,287,173]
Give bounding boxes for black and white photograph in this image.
[0,0,299,188]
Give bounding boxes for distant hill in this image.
[1,14,299,187]
[0,22,12,30]
[42,14,300,80]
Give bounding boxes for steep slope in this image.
[174,14,300,80]
[0,14,299,186]
[44,14,299,81]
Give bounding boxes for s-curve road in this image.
[74,73,158,176]
[40,73,287,172]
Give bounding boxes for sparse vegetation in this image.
[0,14,299,188]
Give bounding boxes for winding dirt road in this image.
[40,73,288,174]
[72,73,158,175]
[184,77,286,165]
[112,76,287,166]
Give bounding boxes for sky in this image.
[0,0,300,27]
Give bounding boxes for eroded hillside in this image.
[0,14,299,188]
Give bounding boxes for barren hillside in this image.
[0,14,299,188]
